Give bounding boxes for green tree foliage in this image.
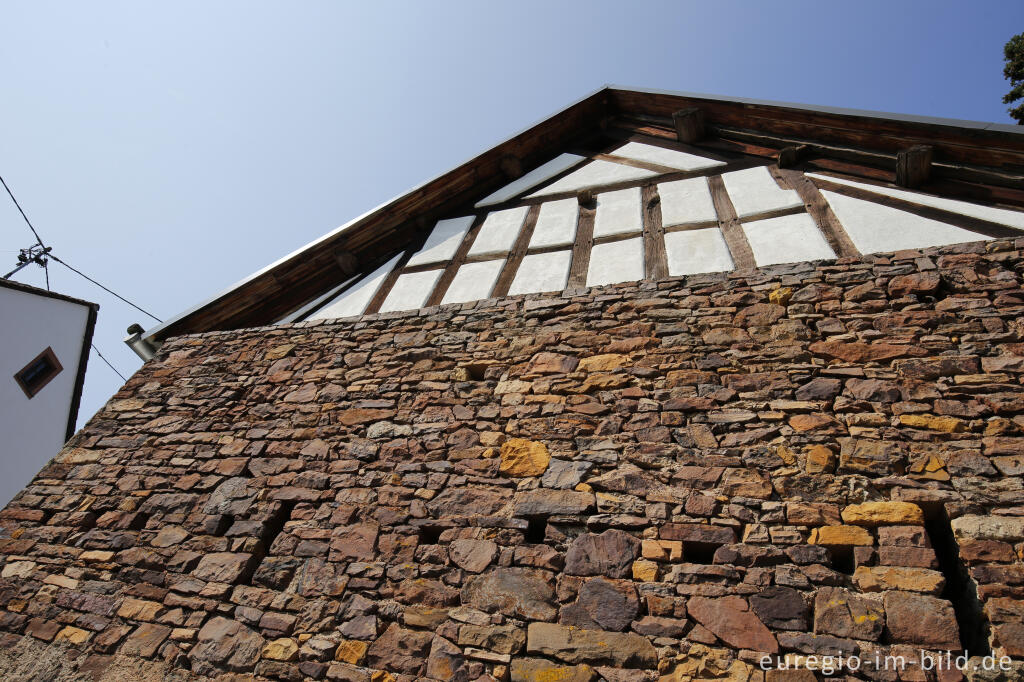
[1004,32,1024,124]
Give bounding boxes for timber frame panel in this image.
[145,86,1024,343]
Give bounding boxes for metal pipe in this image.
[123,323,157,361]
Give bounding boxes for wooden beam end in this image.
[896,145,934,188]
[672,107,705,144]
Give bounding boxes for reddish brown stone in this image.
[687,596,779,653]
[564,530,641,579]
[883,592,961,650]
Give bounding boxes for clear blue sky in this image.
[1,1,1022,440]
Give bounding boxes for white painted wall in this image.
[468,207,528,257]
[309,254,402,320]
[722,167,803,218]
[664,228,734,276]
[807,174,1024,230]
[612,142,725,172]
[508,250,573,295]
[594,187,643,238]
[441,260,506,305]
[658,177,718,227]
[0,285,92,507]
[587,237,645,287]
[407,216,475,266]
[819,190,986,254]
[742,213,836,266]
[528,160,656,198]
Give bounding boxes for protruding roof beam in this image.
[672,108,705,143]
[896,145,933,189]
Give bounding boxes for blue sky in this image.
[1,0,1022,445]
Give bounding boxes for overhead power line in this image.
[91,343,128,382]
[0,174,45,247]
[49,254,163,324]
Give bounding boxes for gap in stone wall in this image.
[925,508,990,656]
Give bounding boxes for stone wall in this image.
[2,239,1024,681]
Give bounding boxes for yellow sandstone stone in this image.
[769,287,793,306]
[898,414,967,433]
[499,438,550,477]
[809,525,873,547]
[805,445,836,474]
[840,501,924,527]
[80,550,115,562]
[55,626,90,645]
[642,539,683,562]
[578,354,629,372]
[335,639,369,664]
[117,597,164,621]
[43,574,79,590]
[264,343,296,360]
[262,638,299,662]
[852,566,945,593]
[632,559,660,582]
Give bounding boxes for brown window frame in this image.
[13,346,63,399]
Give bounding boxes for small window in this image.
[14,347,63,399]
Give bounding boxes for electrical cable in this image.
[0,174,45,247]
[49,254,162,324]
[91,343,128,382]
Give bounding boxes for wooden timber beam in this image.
[896,145,933,189]
[672,108,705,143]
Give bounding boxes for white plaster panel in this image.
[508,251,573,296]
[721,167,803,218]
[528,160,657,198]
[529,199,579,248]
[441,259,506,305]
[819,190,988,254]
[742,213,836,266]
[0,286,91,506]
[658,177,718,227]
[468,206,529,257]
[406,216,474,266]
[664,228,734,276]
[379,269,444,313]
[476,154,585,207]
[310,255,402,320]
[612,141,725,172]
[593,187,643,238]
[807,173,1024,230]
[587,237,645,287]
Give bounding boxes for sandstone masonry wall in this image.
[2,239,1024,681]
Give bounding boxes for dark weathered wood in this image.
[896,145,933,188]
[810,176,1023,240]
[593,231,645,246]
[491,205,541,298]
[777,145,807,169]
[672,107,705,143]
[605,128,741,163]
[662,218,721,234]
[499,154,523,179]
[567,205,596,288]
[777,169,859,258]
[592,153,681,175]
[642,185,668,280]
[609,88,1024,169]
[423,214,488,307]
[707,175,756,270]
[480,157,768,213]
[363,248,422,316]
